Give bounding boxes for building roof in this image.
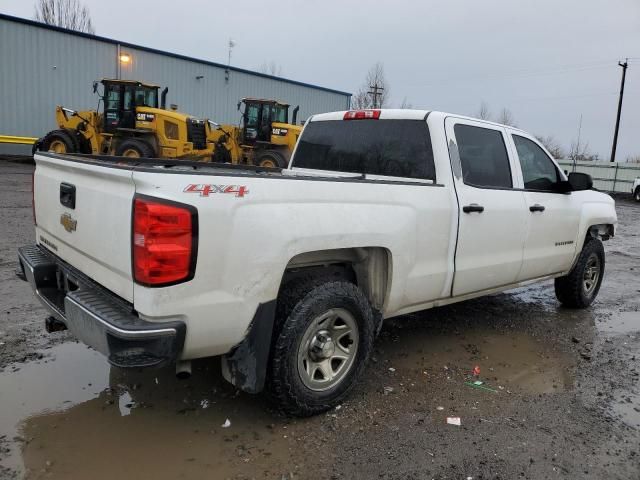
[0,13,351,97]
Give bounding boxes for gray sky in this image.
[3,0,639,160]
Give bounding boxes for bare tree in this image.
[569,140,598,161]
[34,0,94,33]
[258,61,283,77]
[476,101,492,120]
[536,135,565,159]
[625,155,640,163]
[399,97,413,109]
[351,62,390,109]
[497,108,517,127]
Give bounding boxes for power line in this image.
[368,83,384,108]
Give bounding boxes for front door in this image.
[445,117,528,296]
[507,132,582,280]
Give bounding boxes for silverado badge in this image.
[60,213,77,232]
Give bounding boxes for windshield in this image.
[125,87,158,108]
[294,119,435,180]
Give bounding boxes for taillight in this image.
[132,196,197,286]
[31,171,36,225]
[343,110,381,120]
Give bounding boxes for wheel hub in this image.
[297,308,359,392]
[309,331,335,361]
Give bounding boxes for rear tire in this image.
[634,187,640,202]
[268,280,375,417]
[40,129,78,154]
[115,138,155,158]
[256,150,287,168]
[555,238,605,308]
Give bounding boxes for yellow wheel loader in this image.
[208,98,302,168]
[35,79,214,160]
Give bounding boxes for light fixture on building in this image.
[119,53,131,64]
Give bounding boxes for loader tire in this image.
[115,138,155,158]
[554,237,605,308]
[256,150,287,169]
[40,130,78,154]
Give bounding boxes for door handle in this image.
[462,204,484,213]
[529,204,545,212]
[60,182,76,209]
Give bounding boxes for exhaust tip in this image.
[176,360,192,379]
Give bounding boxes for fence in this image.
[557,160,640,193]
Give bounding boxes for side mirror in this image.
[567,172,593,191]
[236,101,241,111]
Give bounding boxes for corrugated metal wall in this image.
[0,15,350,153]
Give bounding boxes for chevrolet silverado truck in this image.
[18,109,617,416]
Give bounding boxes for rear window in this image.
[293,120,435,181]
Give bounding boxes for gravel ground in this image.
[0,159,638,479]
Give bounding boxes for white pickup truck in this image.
[19,109,617,416]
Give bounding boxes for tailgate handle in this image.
[60,183,76,209]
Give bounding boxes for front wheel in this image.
[268,281,375,416]
[555,238,605,308]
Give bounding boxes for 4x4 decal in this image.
[184,184,249,198]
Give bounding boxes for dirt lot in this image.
[0,159,638,479]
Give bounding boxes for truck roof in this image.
[310,109,529,133]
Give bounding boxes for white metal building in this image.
[0,14,351,154]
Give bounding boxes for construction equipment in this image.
[208,98,302,168]
[35,79,214,160]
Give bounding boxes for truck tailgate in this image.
[33,154,135,302]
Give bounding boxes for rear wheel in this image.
[268,280,375,417]
[40,130,78,154]
[256,150,287,168]
[634,187,640,202]
[555,238,605,308]
[115,138,155,158]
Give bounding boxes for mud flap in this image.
[221,300,276,394]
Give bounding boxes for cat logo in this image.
[60,213,77,233]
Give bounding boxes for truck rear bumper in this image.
[17,244,185,368]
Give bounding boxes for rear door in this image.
[506,132,581,280]
[34,154,136,301]
[445,117,528,296]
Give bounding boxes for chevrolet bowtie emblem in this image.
[60,213,77,232]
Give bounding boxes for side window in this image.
[512,135,559,191]
[454,124,512,189]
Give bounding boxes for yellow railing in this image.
[0,135,38,145]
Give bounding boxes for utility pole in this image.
[610,59,628,163]
[368,83,384,108]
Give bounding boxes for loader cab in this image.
[241,98,289,144]
[101,80,160,134]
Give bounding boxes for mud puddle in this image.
[378,320,575,396]
[598,310,640,335]
[0,343,299,480]
[1,316,578,479]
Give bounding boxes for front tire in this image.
[255,150,287,168]
[555,238,605,308]
[40,129,78,154]
[115,138,155,158]
[268,281,375,416]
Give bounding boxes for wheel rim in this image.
[583,253,601,296]
[122,148,141,158]
[259,157,277,168]
[297,308,359,392]
[49,140,67,153]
